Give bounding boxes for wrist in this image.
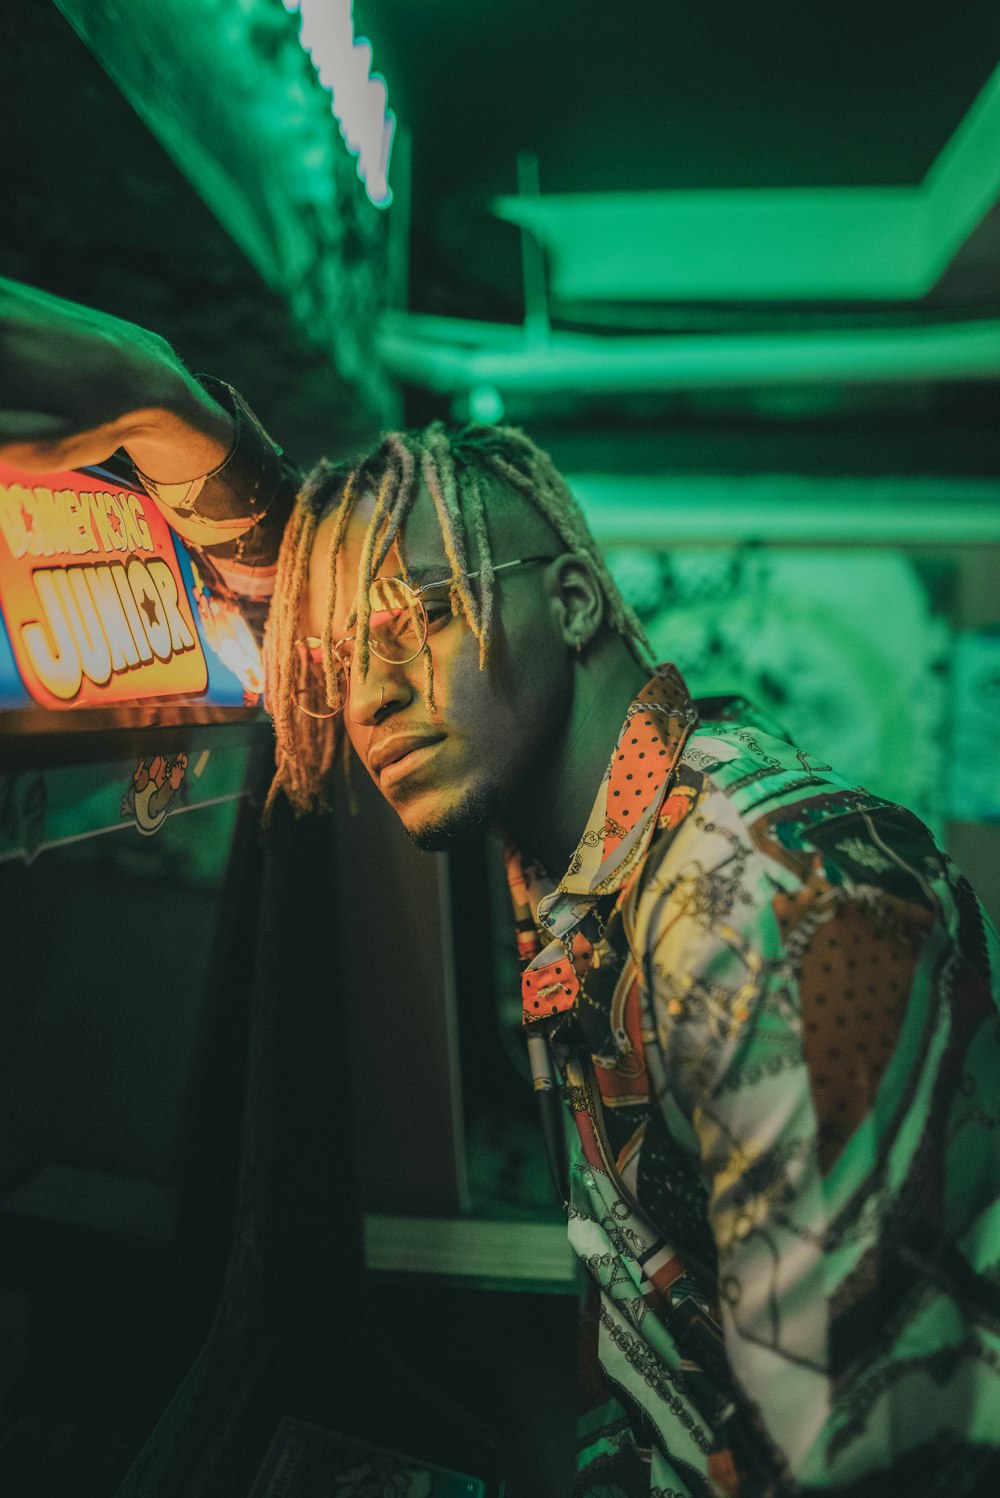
[131,376,287,554]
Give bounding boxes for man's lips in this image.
[368,731,446,777]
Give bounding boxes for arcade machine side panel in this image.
[0,459,508,1497]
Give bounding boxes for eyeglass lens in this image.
[366,576,428,663]
[295,637,347,718]
[295,577,430,718]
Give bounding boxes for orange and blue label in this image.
[0,460,258,712]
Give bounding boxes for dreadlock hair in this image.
[263,421,650,819]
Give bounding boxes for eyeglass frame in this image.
[294,553,556,719]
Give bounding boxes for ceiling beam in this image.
[570,474,1000,544]
[376,311,1000,394]
[493,62,1000,302]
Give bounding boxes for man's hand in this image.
[0,277,234,482]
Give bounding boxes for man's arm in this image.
[0,277,299,602]
[0,276,234,481]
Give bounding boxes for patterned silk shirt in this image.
[508,665,1000,1498]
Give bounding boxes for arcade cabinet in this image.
[0,455,514,1496]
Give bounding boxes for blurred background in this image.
[1,3,999,1494]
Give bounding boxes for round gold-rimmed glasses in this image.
[293,555,554,719]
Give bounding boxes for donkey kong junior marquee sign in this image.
[0,460,208,710]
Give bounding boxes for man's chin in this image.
[401,782,497,851]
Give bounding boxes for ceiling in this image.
[354,0,1000,319]
[364,0,1000,194]
[2,1,999,471]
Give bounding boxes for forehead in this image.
[305,482,448,635]
[385,481,454,573]
[333,480,456,575]
[304,467,553,632]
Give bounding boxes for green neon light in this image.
[283,0,395,208]
[52,0,394,419]
[376,311,1000,393]
[569,475,1000,546]
[493,62,1000,302]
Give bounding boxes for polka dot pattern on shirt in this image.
[604,711,674,853]
[776,890,921,1171]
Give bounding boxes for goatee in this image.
[406,781,497,851]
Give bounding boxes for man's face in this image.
[305,481,573,849]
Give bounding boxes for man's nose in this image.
[347,657,411,723]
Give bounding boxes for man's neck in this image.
[501,640,649,877]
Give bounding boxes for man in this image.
[3,279,1000,1496]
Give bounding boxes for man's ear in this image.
[547,552,605,650]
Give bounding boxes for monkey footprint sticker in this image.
[121,752,188,835]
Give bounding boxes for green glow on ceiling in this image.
[493,61,1000,302]
[570,475,1000,546]
[282,0,395,208]
[376,310,1000,394]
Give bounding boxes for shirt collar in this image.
[504,663,698,959]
